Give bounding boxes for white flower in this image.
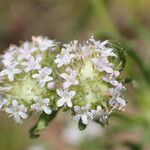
[18,42,36,60]
[2,52,14,66]
[109,83,125,98]
[89,36,105,47]
[60,68,79,89]
[23,55,43,72]
[56,89,75,107]
[74,104,92,125]
[80,45,93,58]
[6,44,18,53]
[0,64,22,81]
[89,37,116,57]
[100,48,117,57]
[32,67,53,87]
[92,56,113,73]
[47,82,55,89]
[31,97,52,114]
[63,40,78,53]
[5,100,28,123]
[91,106,108,124]
[102,70,120,86]
[0,95,8,110]
[91,106,103,117]
[109,83,126,109]
[55,52,75,67]
[32,36,56,51]
[89,36,108,50]
[97,40,108,49]
[2,45,18,66]
[109,97,126,109]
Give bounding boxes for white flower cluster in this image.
[0,36,57,123]
[0,36,126,128]
[55,36,126,126]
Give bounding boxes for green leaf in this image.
[110,41,127,72]
[29,110,58,138]
[78,118,87,131]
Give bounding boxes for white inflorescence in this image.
[0,36,126,127]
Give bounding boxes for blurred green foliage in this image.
[0,0,150,150]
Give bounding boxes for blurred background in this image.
[0,0,150,150]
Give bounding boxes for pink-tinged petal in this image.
[43,98,50,104]
[15,68,22,74]
[73,115,80,121]
[91,58,98,64]
[47,82,55,89]
[63,81,71,89]
[74,80,79,85]
[117,97,126,106]
[102,76,107,82]
[104,66,113,73]
[69,91,76,98]
[43,67,52,74]
[74,106,81,112]
[111,80,118,86]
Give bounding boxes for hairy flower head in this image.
[0,36,127,134]
[0,36,58,122]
